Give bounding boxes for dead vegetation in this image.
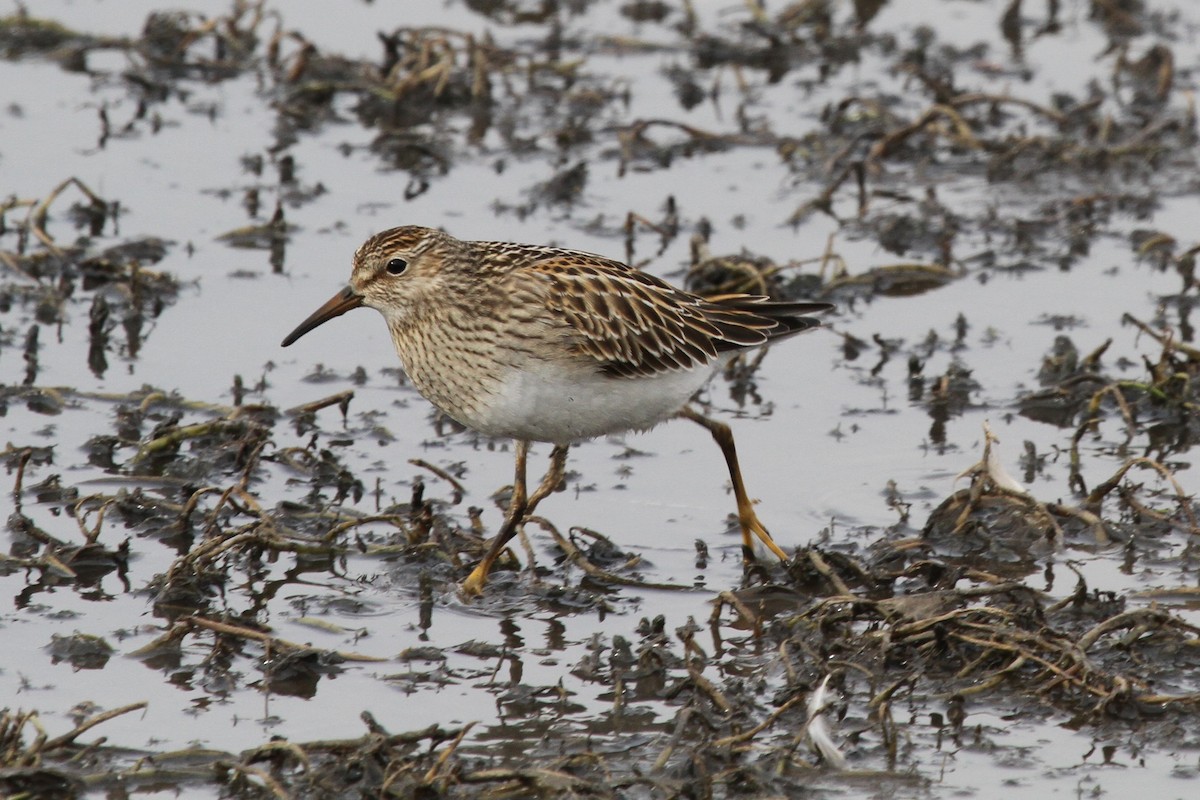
[2,351,1197,795]
[3,0,1200,797]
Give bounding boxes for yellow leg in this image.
[461,443,569,596]
[678,407,790,562]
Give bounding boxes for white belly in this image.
[471,361,720,444]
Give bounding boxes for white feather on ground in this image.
[805,673,848,769]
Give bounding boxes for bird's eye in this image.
[386,258,408,275]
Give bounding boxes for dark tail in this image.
[708,296,833,351]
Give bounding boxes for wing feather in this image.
[509,250,829,378]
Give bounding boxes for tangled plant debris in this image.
[2,0,1200,797]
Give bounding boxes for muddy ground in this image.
[2,1,1199,798]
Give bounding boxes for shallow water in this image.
[2,0,1199,797]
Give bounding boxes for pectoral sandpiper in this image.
[282,226,831,595]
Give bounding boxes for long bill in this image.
[281,286,364,347]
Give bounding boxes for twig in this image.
[187,616,387,662]
[42,702,148,751]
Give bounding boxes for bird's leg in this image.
[678,406,790,563]
[508,438,531,519]
[461,442,569,595]
[523,444,570,520]
[461,439,529,596]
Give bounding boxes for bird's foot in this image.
[742,514,791,563]
[459,566,489,598]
